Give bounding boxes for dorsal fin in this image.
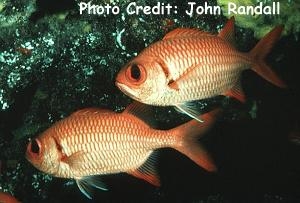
[71,108,114,116]
[122,102,156,128]
[218,16,235,45]
[163,28,212,40]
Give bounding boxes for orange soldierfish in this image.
[26,103,220,199]
[115,17,286,122]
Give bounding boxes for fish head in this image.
[115,56,168,104]
[26,130,61,176]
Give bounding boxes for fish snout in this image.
[115,81,129,95]
[115,81,140,101]
[115,80,126,93]
[115,67,126,85]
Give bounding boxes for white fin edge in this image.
[175,103,204,123]
[76,176,108,199]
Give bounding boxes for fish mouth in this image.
[115,81,139,100]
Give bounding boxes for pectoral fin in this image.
[76,176,108,199]
[167,64,201,91]
[175,102,204,123]
[62,151,86,168]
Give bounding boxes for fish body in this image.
[0,192,20,203]
[26,103,220,199]
[115,17,285,121]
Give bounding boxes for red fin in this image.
[249,25,286,88]
[218,16,235,45]
[123,102,156,128]
[224,82,246,103]
[129,170,160,187]
[163,28,212,40]
[71,108,113,116]
[171,109,222,172]
[128,151,160,186]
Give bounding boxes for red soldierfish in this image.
[0,192,20,203]
[26,103,220,199]
[115,17,286,122]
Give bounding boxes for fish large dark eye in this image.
[130,64,141,80]
[31,139,40,154]
[125,63,146,84]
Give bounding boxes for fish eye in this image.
[31,139,40,154]
[130,64,141,80]
[125,63,146,84]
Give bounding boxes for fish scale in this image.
[26,103,221,199]
[46,113,172,178]
[137,37,248,105]
[116,17,285,121]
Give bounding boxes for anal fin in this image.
[76,176,108,199]
[224,82,246,103]
[128,151,160,187]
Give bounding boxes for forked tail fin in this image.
[171,108,222,172]
[249,25,286,88]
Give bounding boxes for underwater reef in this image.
[0,0,300,202]
[217,0,300,38]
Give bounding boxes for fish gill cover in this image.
[0,0,299,202]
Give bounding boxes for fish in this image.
[0,192,20,203]
[115,17,286,122]
[26,103,221,199]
